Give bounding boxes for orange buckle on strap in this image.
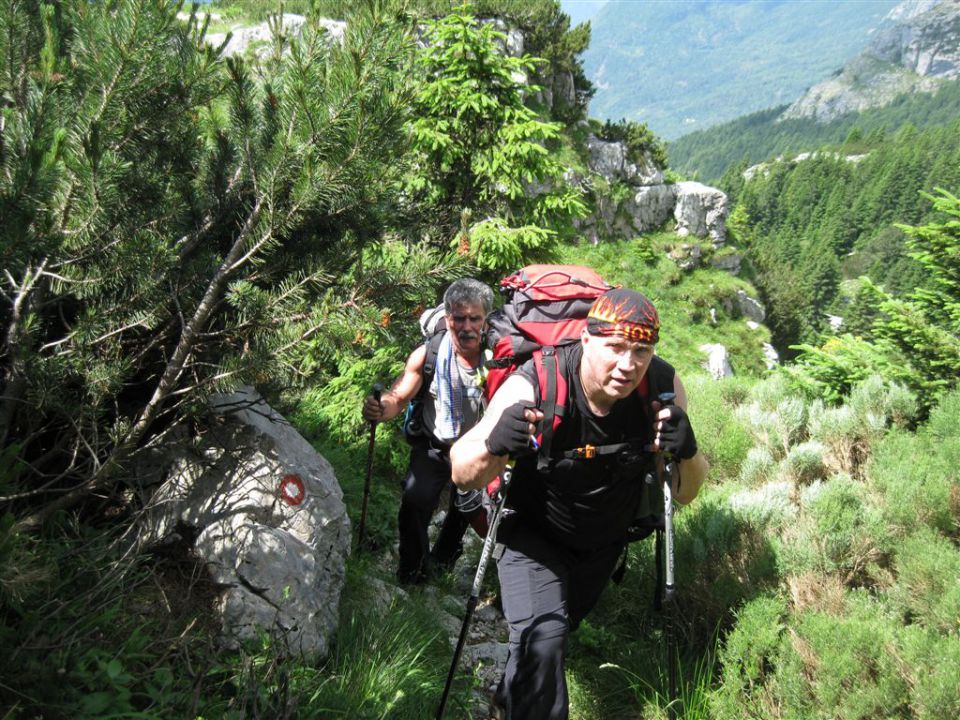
[572,444,597,459]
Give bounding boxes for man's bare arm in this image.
[661,374,708,505]
[362,345,426,423]
[450,374,540,491]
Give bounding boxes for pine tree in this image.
[0,0,428,525]
[873,188,960,409]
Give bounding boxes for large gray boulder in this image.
[623,184,677,232]
[699,343,734,380]
[673,182,729,245]
[139,387,350,658]
[736,289,767,323]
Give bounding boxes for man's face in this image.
[581,331,655,402]
[446,302,486,355]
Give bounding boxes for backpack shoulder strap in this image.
[532,345,570,471]
[417,327,446,401]
[637,355,676,410]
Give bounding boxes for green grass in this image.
[555,236,771,379]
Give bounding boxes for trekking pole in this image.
[436,465,513,720]
[658,392,679,720]
[357,383,383,548]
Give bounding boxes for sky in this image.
[559,0,608,27]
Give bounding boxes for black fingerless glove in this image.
[660,406,698,460]
[485,402,537,457]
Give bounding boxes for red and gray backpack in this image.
[471,265,672,547]
[484,264,671,469]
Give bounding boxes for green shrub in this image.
[786,335,908,406]
[592,117,668,169]
[728,481,796,529]
[738,446,776,486]
[735,404,789,461]
[748,372,796,410]
[773,514,821,578]
[712,595,788,720]
[808,401,865,476]
[781,440,826,487]
[925,387,960,442]
[805,474,887,579]
[848,375,918,430]
[735,378,811,461]
[774,396,809,449]
[898,624,960,720]
[868,430,959,537]
[807,376,920,477]
[889,527,960,636]
[777,609,909,720]
[684,375,753,481]
[672,494,779,639]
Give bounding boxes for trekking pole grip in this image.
[371,383,384,422]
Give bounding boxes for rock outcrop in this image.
[673,182,728,245]
[700,343,734,380]
[139,387,350,658]
[782,0,960,122]
[207,14,347,57]
[576,135,729,257]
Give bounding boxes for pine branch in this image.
[0,260,47,448]
[16,196,266,530]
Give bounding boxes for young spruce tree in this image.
[405,7,586,273]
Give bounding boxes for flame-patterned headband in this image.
[586,288,660,344]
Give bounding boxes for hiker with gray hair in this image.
[363,278,494,585]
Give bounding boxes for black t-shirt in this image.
[508,343,675,550]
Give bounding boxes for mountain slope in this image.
[581,0,899,140]
[669,0,960,181]
[668,76,960,181]
[782,0,960,121]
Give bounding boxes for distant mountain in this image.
[782,0,960,121]
[669,0,960,181]
[668,77,960,181]
[581,0,900,140]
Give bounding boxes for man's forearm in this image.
[675,451,708,505]
[450,434,509,491]
[377,388,408,422]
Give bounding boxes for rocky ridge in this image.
[781,0,960,122]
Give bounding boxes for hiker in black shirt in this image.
[451,288,708,719]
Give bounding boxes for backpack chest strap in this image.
[562,439,654,461]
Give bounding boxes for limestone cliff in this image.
[781,0,960,122]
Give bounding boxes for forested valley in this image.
[1,1,958,719]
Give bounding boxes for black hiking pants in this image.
[397,439,469,584]
[494,516,625,720]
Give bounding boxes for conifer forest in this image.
[1,1,958,718]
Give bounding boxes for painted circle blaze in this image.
[280,473,306,506]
